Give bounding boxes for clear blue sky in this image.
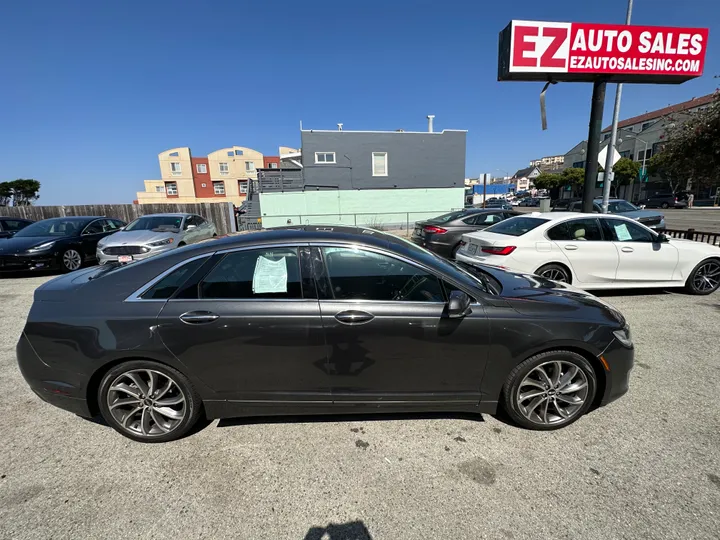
[0,0,717,204]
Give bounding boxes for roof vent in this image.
[427,115,435,133]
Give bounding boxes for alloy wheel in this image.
[63,249,82,271]
[516,361,589,425]
[106,369,187,437]
[539,267,569,282]
[693,261,720,293]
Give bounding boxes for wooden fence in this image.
[0,203,237,235]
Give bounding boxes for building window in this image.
[227,151,234,157]
[155,185,165,193]
[315,152,336,164]
[239,180,248,194]
[245,161,255,172]
[372,152,388,176]
[219,162,229,175]
[603,133,611,141]
[213,181,225,195]
[235,149,243,156]
[169,151,179,157]
[572,161,585,169]
[641,122,653,131]
[196,163,207,174]
[170,162,182,176]
[619,150,631,158]
[165,182,178,196]
[269,162,278,169]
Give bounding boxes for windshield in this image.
[607,201,638,213]
[13,219,87,238]
[125,215,183,232]
[484,216,548,237]
[426,211,467,224]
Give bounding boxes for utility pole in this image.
[601,0,634,212]
[482,173,487,208]
[582,80,607,213]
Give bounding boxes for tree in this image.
[7,179,41,205]
[612,158,641,187]
[533,172,563,190]
[647,152,684,194]
[0,182,12,206]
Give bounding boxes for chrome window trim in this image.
[124,253,213,302]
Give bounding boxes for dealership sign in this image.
[498,20,709,83]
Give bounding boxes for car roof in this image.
[38,216,104,222]
[137,213,190,218]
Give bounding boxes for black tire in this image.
[98,360,203,443]
[536,263,571,283]
[684,258,720,296]
[450,243,461,259]
[501,350,597,431]
[661,202,669,209]
[60,248,83,273]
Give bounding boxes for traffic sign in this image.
[598,146,621,168]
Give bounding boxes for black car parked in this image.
[411,208,520,257]
[638,192,688,209]
[0,217,33,239]
[0,216,125,273]
[18,226,633,443]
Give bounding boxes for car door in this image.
[156,245,330,401]
[314,245,490,406]
[600,218,679,283]
[80,219,111,260]
[546,218,619,285]
[194,216,212,240]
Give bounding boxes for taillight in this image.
[459,240,467,247]
[424,225,447,234]
[481,246,517,256]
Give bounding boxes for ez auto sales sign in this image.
[498,20,709,83]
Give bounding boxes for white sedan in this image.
[455,212,720,295]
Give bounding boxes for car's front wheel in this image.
[61,249,83,272]
[501,350,597,430]
[661,202,669,209]
[98,360,203,443]
[685,258,720,295]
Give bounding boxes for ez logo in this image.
[512,22,571,71]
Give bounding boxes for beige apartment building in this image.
[136,146,282,205]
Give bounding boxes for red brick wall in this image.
[263,156,280,168]
[191,157,215,198]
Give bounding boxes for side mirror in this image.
[186,224,197,230]
[657,233,670,243]
[447,290,472,319]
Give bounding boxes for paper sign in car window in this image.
[252,256,287,293]
[614,223,632,242]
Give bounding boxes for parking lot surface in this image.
[1,275,719,540]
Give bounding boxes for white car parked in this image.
[455,212,720,295]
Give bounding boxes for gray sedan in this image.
[96,213,216,264]
[562,199,666,229]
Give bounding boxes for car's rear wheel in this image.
[536,263,571,283]
[661,202,669,209]
[98,360,203,443]
[685,258,720,295]
[61,249,83,272]
[501,350,597,430]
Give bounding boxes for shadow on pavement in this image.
[304,520,373,540]
[217,411,485,429]
[592,287,675,297]
[0,269,58,279]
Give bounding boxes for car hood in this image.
[480,265,626,326]
[100,230,179,246]
[0,235,64,254]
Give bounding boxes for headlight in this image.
[147,238,174,247]
[26,241,56,253]
[613,325,633,348]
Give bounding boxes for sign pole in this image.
[582,80,606,213]
[602,0,634,213]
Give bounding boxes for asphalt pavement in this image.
[1,276,719,540]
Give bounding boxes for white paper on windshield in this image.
[614,223,632,241]
[252,256,288,293]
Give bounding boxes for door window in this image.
[1,219,29,231]
[547,218,603,241]
[82,220,104,235]
[602,219,656,242]
[468,213,504,225]
[321,247,444,302]
[199,248,303,299]
[141,258,209,300]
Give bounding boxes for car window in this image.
[321,247,445,302]
[1,219,30,232]
[126,215,183,232]
[473,213,504,225]
[195,216,206,226]
[603,219,656,242]
[111,219,125,229]
[141,258,208,300]
[183,216,197,229]
[548,218,603,241]
[83,220,105,235]
[483,217,548,237]
[607,201,637,213]
[427,211,467,224]
[200,247,302,299]
[101,219,120,232]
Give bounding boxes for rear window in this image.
[483,216,548,237]
[427,211,467,224]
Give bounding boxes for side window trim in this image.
[313,243,448,304]
[125,254,213,302]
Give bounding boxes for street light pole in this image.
[601,0,634,213]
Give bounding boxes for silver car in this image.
[96,213,217,264]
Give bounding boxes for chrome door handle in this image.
[621,246,634,253]
[564,245,578,251]
[334,310,375,325]
[179,311,219,324]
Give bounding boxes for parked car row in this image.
[552,198,666,229]
[0,213,217,273]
